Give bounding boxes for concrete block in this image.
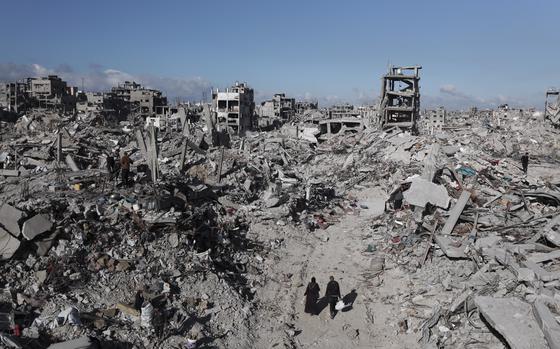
[403,177,450,209]
[22,214,53,240]
[47,336,97,349]
[0,204,23,237]
[534,300,560,349]
[475,296,548,349]
[0,227,20,260]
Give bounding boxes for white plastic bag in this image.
[141,302,154,328]
[335,300,346,311]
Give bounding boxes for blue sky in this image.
[1,0,558,108]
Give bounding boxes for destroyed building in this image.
[257,93,295,121]
[424,106,446,131]
[545,88,560,126]
[0,81,29,114]
[212,82,255,135]
[106,81,167,120]
[379,65,422,130]
[295,100,318,115]
[0,75,77,114]
[328,103,359,119]
[76,92,104,114]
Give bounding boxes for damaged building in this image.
[106,81,167,121]
[257,93,295,120]
[328,103,360,119]
[379,65,422,130]
[424,106,446,131]
[545,88,560,126]
[0,75,77,114]
[212,82,255,135]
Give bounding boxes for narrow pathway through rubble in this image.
[254,187,419,348]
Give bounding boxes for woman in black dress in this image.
[304,277,320,315]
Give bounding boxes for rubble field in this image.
[1,109,560,349]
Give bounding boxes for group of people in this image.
[106,151,133,187]
[304,276,343,319]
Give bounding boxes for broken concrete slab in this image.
[47,336,98,349]
[544,215,560,247]
[528,250,560,264]
[522,260,560,282]
[387,147,411,164]
[403,177,450,208]
[474,296,548,349]
[22,214,53,240]
[440,191,471,236]
[533,300,560,349]
[65,154,80,172]
[0,203,24,237]
[0,169,19,177]
[434,235,467,259]
[0,227,20,260]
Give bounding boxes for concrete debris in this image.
[0,73,559,349]
[403,177,450,208]
[47,336,97,349]
[0,204,24,237]
[533,300,560,349]
[21,214,53,240]
[0,227,20,260]
[474,296,548,349]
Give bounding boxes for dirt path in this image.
[253,186,419,348]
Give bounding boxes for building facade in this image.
[213,82,255,135]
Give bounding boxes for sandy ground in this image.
[252,185,420,348]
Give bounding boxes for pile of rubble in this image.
[0,107,559,348]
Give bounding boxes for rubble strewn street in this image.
[1,84,560,348]
[2,3,560,347]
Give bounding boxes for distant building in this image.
[107,81,167,119]
[76,92,105,113]
[212,82,255,135]
[328,104,359,119]
[259,93,295,120]
[426,107,446,129]
[0,75,76,113]
[0,82,29,113]
[295,101,318,115]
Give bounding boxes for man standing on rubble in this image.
[325,276,341,319]
[521,152,529,175]
[120,152,132,186]
[106,152,116,182]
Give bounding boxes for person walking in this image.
[304,277,320,315]
[521,152,529,175]
[325,276,341,319]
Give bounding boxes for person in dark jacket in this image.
[325,276,341,319]
[106,152,116,181]
[120,152,132,186]
[304,277,320,315]
[521,152,529,174]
